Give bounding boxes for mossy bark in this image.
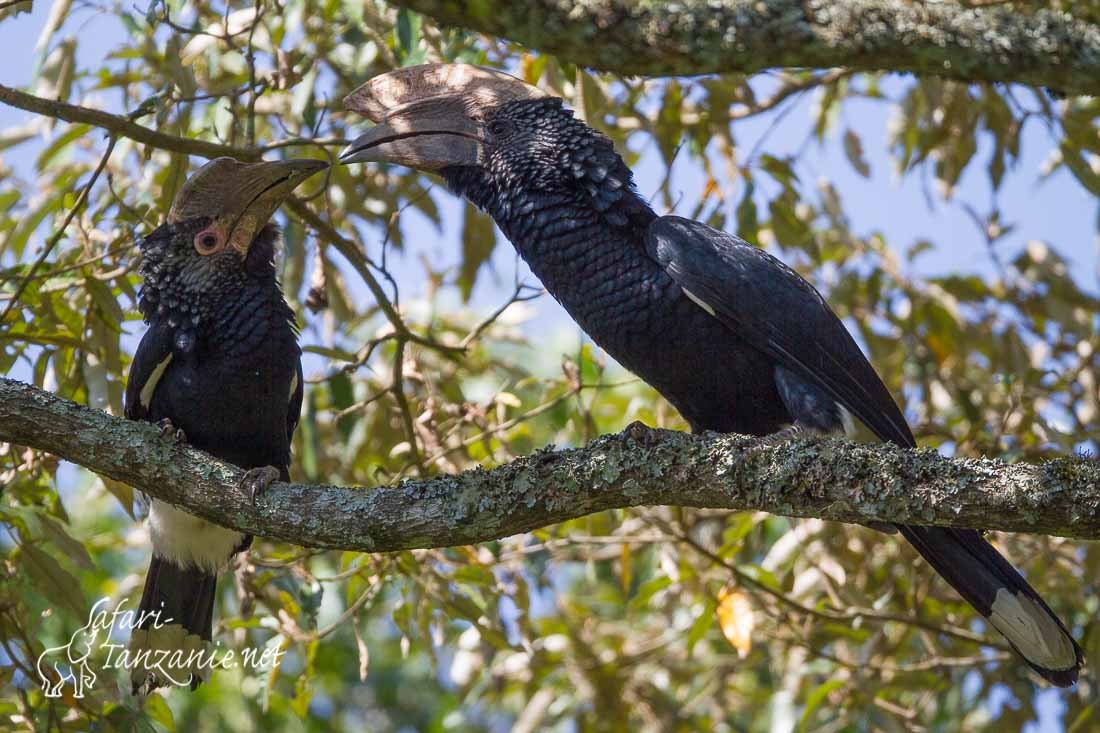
[394,0,1100,96]
[2,377,1098,550]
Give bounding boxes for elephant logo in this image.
[34,595,286,697]
[36,598,107,698]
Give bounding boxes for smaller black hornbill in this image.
[124,156,324,693]
[339,64,1082,685]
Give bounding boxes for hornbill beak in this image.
[339,63,545,171]
[169,157,327,251]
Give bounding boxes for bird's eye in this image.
[487,119,512,138]
[193,226,224,255]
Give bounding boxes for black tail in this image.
[129,555,217,694]
[898,525,1082,686]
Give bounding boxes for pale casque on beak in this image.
[339,64,545,171]
[169,157,327,252]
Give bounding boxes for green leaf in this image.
[735,181,758,245]
[931,274,991,302]
[735,564,782,592]
[718,512,757,558]
[798,679,845,731]
[627,575,671,612]
[259,634,290,713]
[655,81,685,166]
[759,154,797,186]
[291,640,318,717]
[843,129,870,178]
[86,277,125,330]
[395,9,422,64]
[38,515,93,569]
[36,124,91,171]
[1069,703,1095,733]
[343,0,363,26]
[1061,145,1100,196]
[303,344,359,362]
[119,10,141,35]
[768,193,811,248]
[21,543,85,618]
[686,597,716,656]
[143,693,176,731]
[458,201,496,302]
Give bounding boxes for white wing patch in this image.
[990,589,1078,671]
[289,370,298,403]
[682,287,716,317]
[140,354,174,409]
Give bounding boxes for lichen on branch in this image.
[392,0,1100,96]
[1,377,1098,551]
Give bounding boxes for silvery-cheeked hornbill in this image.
[124,157,325,693]
[339,64,1081,685]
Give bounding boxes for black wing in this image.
[646,217,1083,685]
[124,321,176,422]
[645,215,913,447]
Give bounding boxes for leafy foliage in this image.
[1,0,1099,731]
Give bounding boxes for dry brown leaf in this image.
[716,588,754,658]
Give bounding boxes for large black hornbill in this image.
[339,64,1082,685]
[124,157,325,693]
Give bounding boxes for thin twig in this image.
[0,83,252,160]
[652,515,1009,651]
[244,0,263,148]
[1,136,118,323]
[0,242,133,285]
[459,281,543,349]
[391,339,424,474]
[288,199,464,356]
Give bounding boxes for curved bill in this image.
[170,157,327,246]
[340,63,545,171]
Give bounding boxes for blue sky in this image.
[1,4,1095,729]
[3,1,1097,318]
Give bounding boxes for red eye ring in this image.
[193,226,224,255]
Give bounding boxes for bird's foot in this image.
[239,465,281,504]
[623,420,660,447]
[156,418,187,444]
[759,425,805,447]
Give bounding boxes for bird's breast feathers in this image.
[148,500,243,573]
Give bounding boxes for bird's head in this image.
[340,64,647,228]
[138,157,325,323]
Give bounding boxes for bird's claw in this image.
[156,418,187,444]
[760,424,805,447]
[623,420,660,447]
[239,465,281,504]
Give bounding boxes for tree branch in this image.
[393,0,1100,96]
[3,378,1098,549]
[0,83,254,160]
[0,85,348,162]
